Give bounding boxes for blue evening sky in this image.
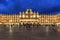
[0,0,60,14]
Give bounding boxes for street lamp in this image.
[9,20,13,32]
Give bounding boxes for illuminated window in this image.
[30,16,33,18]
[33,15,36,18]
[9,20,13,22]
[19,15,21,18]
[23,15,25,18]
[37,15,39,18]
[45,20,48,23]
[26,16,28,18]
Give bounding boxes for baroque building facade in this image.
[0,9,59,26]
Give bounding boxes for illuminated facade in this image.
[0,9,59,25]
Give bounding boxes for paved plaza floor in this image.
[0,26,59,40]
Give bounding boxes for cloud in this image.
[0,0,60,14]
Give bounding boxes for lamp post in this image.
[9,20,13,32]
[9,24,12,32]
